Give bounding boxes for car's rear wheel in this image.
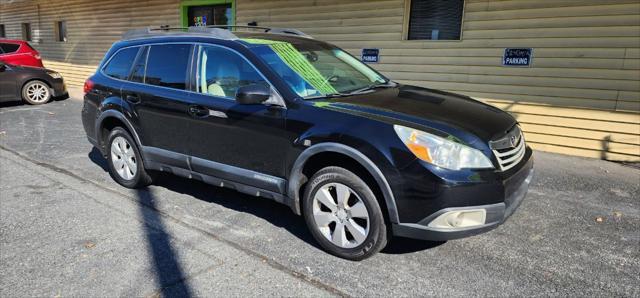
[303,166,388,260]
[106,127,154,188]
[22,80,51,105]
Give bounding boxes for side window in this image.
[130,46,148,83]
[145,44,191,90]
[197,45,268,99]
[0,43,20,54]
[103,47,139,80]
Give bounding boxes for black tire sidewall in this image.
[303,166,387,260]
[106,127,146,188]
[21,80,51,105]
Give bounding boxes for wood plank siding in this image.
[1,0,639,161]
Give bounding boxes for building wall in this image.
[1,0,639,161]
[0,0,181,86]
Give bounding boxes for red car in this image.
[0,39,44,68]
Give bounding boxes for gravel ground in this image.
[0,97,638,297]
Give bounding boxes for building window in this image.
[0,25,5,38]
[406,0,464,40]
[55,21,67,42]
[22,23,32,41]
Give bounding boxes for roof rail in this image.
[122,25,312,41]
[201,25,313,39]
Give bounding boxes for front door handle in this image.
[188,105,209,117]
[125,94,141,104]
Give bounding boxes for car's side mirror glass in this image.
[235,84,271,105]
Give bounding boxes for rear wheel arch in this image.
[96,111,142,155]
[287,143,399,224]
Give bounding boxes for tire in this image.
[106,127,154,188]
[303,166,388,260]
[22,80,51,105]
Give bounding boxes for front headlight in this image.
[47,72,62,79]
[394,125,494,170]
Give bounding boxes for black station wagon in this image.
[82,26,534,260]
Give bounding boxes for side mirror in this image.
[236,84,270,105]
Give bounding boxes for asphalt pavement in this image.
[0,96,638,297]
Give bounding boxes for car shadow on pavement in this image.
[382,237,445,254]
[152,172,323,250]
[88,150,444,256]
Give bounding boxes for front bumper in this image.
[50,79,67,97]
[391,150,534,241]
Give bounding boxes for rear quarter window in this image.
[102,47,139,80]
[0,43,20,54]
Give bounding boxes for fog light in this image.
[428,209,486,229]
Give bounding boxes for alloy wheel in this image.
[110,136,137,180]
[26,82,50,103]
[312,183,370,248]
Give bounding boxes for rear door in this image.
[119,43,194,168]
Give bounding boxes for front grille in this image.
[490,126,526,171]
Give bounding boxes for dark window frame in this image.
[55,21,68,42]
[0,24,5,38]
[102,47,141,80]
[21,23,32,41]
[403,0,465,41]
[143,43,193,91]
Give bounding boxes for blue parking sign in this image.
[361,48,380,63]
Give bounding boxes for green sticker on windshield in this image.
[241,38,337,94]
[241,38,284,45]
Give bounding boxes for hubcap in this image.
[26,83,50,103]
[110,136,137,180]
[312,183,370,248]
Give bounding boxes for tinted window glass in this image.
[197,46,268,99]
[0,43,20,54]
[145,44,191,90]
[408,0,464,40]
[103,47,139,80]
[130,46,148,83]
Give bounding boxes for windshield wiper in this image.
[303,92,350,100]
[345,81,397,95]
[303,81,397,100]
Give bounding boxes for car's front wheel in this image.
[22,80,51,105]
[106,127,154,188]
[303,166,388,260]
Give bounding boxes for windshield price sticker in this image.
[502,48,533,67]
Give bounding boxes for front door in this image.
[187,4,232,27]
[187,44,289,191]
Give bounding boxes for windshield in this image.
[246,39,387,99]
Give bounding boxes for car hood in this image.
[312,84,517,143]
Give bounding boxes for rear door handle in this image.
[188,105,209,118]
[125,94,141,104]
